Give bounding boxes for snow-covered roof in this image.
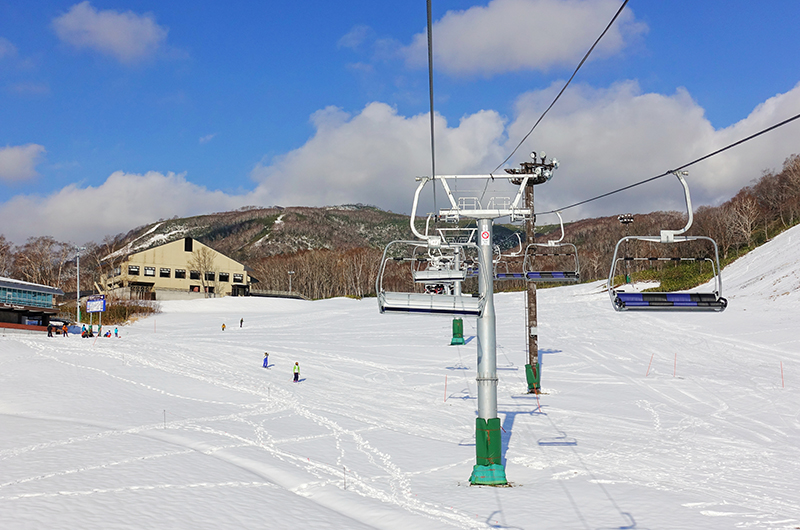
[0,276,64,295]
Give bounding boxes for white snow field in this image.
[2,226,800,530]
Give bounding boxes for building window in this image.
[175,269,186,279]
[204,272,215,281]
[128,265,140,276]
[160,268,171,278]
[144,267,156,277]
[233,273,244,283]
[219,272,229,282]
[190,270,201,280]
[190,285,201,292]
[184,237,193,252]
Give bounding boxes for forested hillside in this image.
[1,154,798,300]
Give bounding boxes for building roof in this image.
[0,276,65,296]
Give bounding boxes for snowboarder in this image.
[62,323,68,337]
[240,318,243,328]
[114,327,118,338]
[263,352,269,368]
[47,324,53,337]
[293,362,300,382]
[221,323,226,332]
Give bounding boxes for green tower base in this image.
[469,418,507,485]
[470,464,507,485]
[450,318,465,345]
[525,362,541,393]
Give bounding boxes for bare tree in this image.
[0,235,13,277]
[188,246,219,297]
[12,236,72,289]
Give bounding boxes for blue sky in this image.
[2,0,800,243]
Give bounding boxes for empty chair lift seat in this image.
[613,291,727,311]
[379,292,483,317]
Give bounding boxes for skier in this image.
[221,323,226,332]
[293,362,300,382]
[47,324,53,337]
[114,327,118,338]
[62,323,69,337]
[240,318,243,328]
[263,352,269,368]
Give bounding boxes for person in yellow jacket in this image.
[293,362,300,382]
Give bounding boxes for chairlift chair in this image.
[377,239,486,317]
[493,233,529,281]
[520,212,581,283]
[607,172,727,312]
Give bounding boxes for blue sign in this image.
[86,295,106,313]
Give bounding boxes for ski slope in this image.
[2,226,800,529]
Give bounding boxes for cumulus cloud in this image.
[0,144,46,183]
[504,80,800,221]
[199,133,216,144]
[0,171,249,243]
[248,102,508,214]
[3,82,800,244]
[402,0,646,76]
[52,1,168,64]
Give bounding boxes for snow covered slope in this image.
[1,225,799,529]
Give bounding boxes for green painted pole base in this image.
[470,418,507,485]
[469,464,507,485]
[450,318,465,345]
[525,362,541,393]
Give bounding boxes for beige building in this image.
[103,237,251,300]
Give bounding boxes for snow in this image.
[2,226,800,529]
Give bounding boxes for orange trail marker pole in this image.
[646,354,654,377]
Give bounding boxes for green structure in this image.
[469,418,507,485]
[525,362,541,393]
[450,318,465,345]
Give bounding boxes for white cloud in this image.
[0,144,46,183]
[504,80,800,221]
[402,0,646,76]
[248,102,508,214]
[0,37,18,59]
[52,1,168,64]
[199,133,216,144]
[3,82,800,244]
[0,171,248,243]
[338,25,373,50]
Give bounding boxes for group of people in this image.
[46,323,69,337]
[263,352,301,382]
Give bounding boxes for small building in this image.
[0,276,64,330]
[102,237,251,301]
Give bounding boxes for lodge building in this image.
[0,276,63,330]
[102,237,251,301]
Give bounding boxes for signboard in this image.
[480,230,491,246]
[86,295,106,313]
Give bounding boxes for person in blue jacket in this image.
[263,352,269,368]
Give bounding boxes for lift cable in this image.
[491,0,630,174]
[537,110,800,216]
[427,0,438,222]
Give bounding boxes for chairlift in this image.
[377,239,485,316]
[520,212,580,283]
[493,233,528,281]
[607,172,727,312]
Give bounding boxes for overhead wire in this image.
[491,0,630,174]
[537,110,800,216]
[427,0,438,222]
